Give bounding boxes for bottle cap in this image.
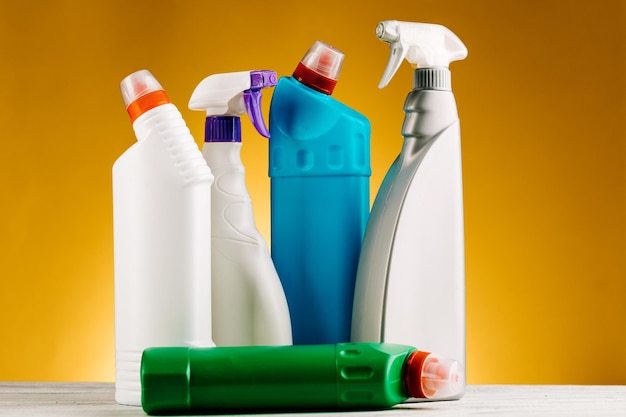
[120,69,171,123]
[293,41,343,95]
[404,351,464,399]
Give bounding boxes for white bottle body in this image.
[352,89,465,399]
[113,104,214,406]
[203,141,292,346]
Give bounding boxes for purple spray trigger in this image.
[243,70,277,138]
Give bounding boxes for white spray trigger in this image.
[377,20,467,88]
[189,71,251,116]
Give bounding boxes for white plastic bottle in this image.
[351,21,468,400]
[189,70,292,346]
[113,70,214,406]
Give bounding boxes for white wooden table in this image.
[0,383,625,416]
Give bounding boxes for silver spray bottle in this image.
[351,21,468,400]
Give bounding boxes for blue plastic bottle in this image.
[269,41,371,344]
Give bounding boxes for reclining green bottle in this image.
[140,342,463,414]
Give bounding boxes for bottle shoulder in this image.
[115,104,213,185]
[272,76,370,125]
[268,77,371,177]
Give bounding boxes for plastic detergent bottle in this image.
[112,69,214,406]
[269,41,371,345]
[188,70,292,347]
[351,21,468,400]
[140,342,463,414]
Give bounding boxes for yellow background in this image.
[1,0,625,384]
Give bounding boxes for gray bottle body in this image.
[352,69,465,400]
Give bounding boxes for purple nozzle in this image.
[250,70,278,90]
[243,70,277,138]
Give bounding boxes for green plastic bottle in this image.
[140,342,463,414]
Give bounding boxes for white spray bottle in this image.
[113,70,214,406]
[351,21,467,400]
[189,70,292,346]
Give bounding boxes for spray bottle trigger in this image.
[376,20,468,89]
[244,89,270,138]
[243,70,277,138]
[379,41,408,89]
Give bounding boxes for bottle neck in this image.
[205,116,241,143]
[293,62,337,95]
[414,67,451,91]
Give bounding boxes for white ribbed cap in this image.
[414,67,451,91]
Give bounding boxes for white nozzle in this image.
[376,20,467,88]
[189,71,252,116]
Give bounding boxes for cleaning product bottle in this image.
[269,41,371,345]
[351,21,468,400]
[188,70,292,346]
[113,69,214,406]
[140,342,463,414]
